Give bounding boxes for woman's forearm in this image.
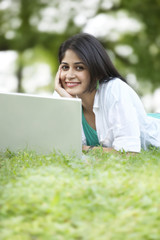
[82,145,137,155]
[82,145,115,153]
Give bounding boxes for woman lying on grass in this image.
[54,33,160,153]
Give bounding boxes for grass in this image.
[1,148,160,240]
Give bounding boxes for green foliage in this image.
[0,0,160,93]
[1,149,160,239]
[120,0,160,90]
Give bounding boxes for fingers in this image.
[55,67,62,88]
[54,67,72,98]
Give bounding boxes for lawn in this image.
[0,148,160,240]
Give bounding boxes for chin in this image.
[66,89,81,96]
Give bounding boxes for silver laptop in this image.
[0,92,82,157]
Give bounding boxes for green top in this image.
[82,109,100,146]
[147,113,160,119]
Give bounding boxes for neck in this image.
[80,90,96,113]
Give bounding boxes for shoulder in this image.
[99,78,138,101]
[95,78,142,112]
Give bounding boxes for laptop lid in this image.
[0,92,82,157]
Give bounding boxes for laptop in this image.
[0,92,82,157]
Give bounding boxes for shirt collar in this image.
[93,89,100,109]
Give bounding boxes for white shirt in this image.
[53,78,160,152]
[82,78,160,152]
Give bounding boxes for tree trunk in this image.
[17,53,23,93]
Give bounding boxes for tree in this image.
[0,0,159,93]
[120,0,160,91]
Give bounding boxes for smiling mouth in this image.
[65,82,81,87]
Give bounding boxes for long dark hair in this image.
[58,33,126,92]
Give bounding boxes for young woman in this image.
[54,33,160,153]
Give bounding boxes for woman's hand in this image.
[54,67,73,98]
[82,145,115,153]
[82,145,137,155]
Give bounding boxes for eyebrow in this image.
[61,61,85,65]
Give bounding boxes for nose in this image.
[66,68,76,79]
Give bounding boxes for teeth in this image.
[66,82,80,86]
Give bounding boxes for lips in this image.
[65,82,81,87]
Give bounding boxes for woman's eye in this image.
[76,66,84,70]
[61,65,69,71]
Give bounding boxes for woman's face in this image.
[60,49,91,98]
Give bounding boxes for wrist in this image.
[82,145,94,153]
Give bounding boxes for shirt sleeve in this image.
[53,91,61,98]
[107,81,141,152]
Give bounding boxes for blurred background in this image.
[0,0,160,112]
